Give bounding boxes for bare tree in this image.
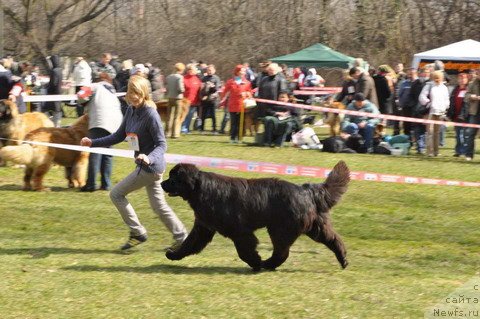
[2,0,116,66]
[1,0,479,80]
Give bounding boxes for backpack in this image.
[321,136,356,153]
[345,134,367,153]
[414,83,433,116]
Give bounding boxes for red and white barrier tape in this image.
[22,93,126,103]
[22,93,478,130]
[254,98,480,129]
[298,87,342,92]
[1,138,478,188]
[293,90,337,95]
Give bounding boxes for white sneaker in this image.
[466,157,472,161]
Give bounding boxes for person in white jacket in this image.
[78,76,123,192]
[419,70,449,157]
[303,68,325,87]
[72,57,92,116]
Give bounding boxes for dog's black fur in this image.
[161,161,350,271]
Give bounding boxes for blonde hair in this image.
[185,63,198,73]
[174,62,185,72]
[122,59,133,70]
[126,75,155,108]
[432,70,444,81]
[268,63,280,72]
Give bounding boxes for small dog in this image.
[321,97,346,136]
[242,107,256,136]
[0,115,89,191]
[161,161,350,271]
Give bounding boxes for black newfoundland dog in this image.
[161,161,350,271]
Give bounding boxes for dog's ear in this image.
[176,163,200,192]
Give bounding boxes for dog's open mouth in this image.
[166,191,180,197]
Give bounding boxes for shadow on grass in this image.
[0,184,23,191]
[0,184,77,192]
[0,247,119,259]
[62,263,314,275]
[63,263,258,275]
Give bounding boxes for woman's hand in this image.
[136,154,150,165]
[80,137,92,147]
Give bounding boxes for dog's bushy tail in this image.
[321,160,350,210]
[0,144,34,165]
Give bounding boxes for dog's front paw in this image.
[165,249,183,261]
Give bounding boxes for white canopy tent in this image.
[411,39,480,71]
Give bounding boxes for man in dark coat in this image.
[336,67,378,107]
[352,67,378,107]
[256,63,288,120]
[44,55,63,127]
[409,67,431,154]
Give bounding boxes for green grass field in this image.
[0,116,479,318]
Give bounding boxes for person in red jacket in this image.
[181,64,202,133]
[220,65,252,143]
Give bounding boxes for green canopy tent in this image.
[270,43,355,68]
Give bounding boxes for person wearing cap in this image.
[341,92,380,152]
[253,61,271,90]
[131,64,147,77]
[220,65,252,143]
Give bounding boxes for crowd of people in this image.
[335,60,479,160]
[1,53,480,160]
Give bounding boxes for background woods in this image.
[1,0,480,77]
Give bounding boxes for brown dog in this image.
[242,107,256,136]
[0,99,53,145]
[156,98,190,125]
[0,115,90,191]
[322,98,346,136]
